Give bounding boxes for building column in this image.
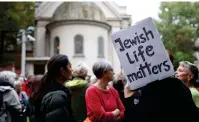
[34,21,49,57]
[108,31,114,65]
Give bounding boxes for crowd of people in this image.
[0,53,199,122]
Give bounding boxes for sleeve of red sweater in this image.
[110,87,125,121]
[85,87,115,121]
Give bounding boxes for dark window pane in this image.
[98,36,104,56]
[74,35,83,54]
[54,37,60,54]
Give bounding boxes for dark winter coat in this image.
[30,81,77,122]
[124,77,199,122]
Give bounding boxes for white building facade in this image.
[26,2,131,75]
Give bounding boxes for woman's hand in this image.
[112,109,120,116]
[112,109,120,120]
[124,84,136,98]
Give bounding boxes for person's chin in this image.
[69,76,73,80]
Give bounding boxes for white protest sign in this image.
[112,17,174,90]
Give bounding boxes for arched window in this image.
[98,36,104,57]
[74,34,84,55]
[54,36,60,54]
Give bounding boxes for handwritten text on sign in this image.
[112,18,174,90]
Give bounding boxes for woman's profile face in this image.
[62,62,73,81]
[176,65,192,83]
[104,68,114,82]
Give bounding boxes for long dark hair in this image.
[31,54,70,101]
[29,75,43,97]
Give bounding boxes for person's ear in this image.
[60,67,66,76]
[191,74,194,79]
[102,71,107,77]
[188,74,194,81]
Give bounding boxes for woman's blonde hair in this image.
[73,62,89,77]
[14,80,22,87]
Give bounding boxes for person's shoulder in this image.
[162,77,182,83]
[190,88,199,95]
[45,90,67,98]
[108,86,120,96]
[147,77,184,86]
[4,88,17,97]
[162,77,188,89]
[144,77,187,93]
[85,85,101,96]
[86,85,96,92]
[66,79,88,89]
[41,90,71,110]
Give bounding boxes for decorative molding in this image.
[36,20,51,27]
[97,55,105,58]
[36,17,52,21]
[106,17,131,22]
[26,57,50,61]
[106,18,122,21]
[121,15,132,21]
[47,19,112,31]
[73,54,85,58]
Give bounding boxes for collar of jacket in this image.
[47,81,70,96]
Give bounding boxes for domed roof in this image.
[53,2,106,22]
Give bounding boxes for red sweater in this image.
[85,85,125,122]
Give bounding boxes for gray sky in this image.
[115,0,161,24]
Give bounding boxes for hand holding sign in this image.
[112,17,174,90]
[124,84,136,98]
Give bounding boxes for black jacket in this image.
[124,77,199,122]
[30,82,77,122]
